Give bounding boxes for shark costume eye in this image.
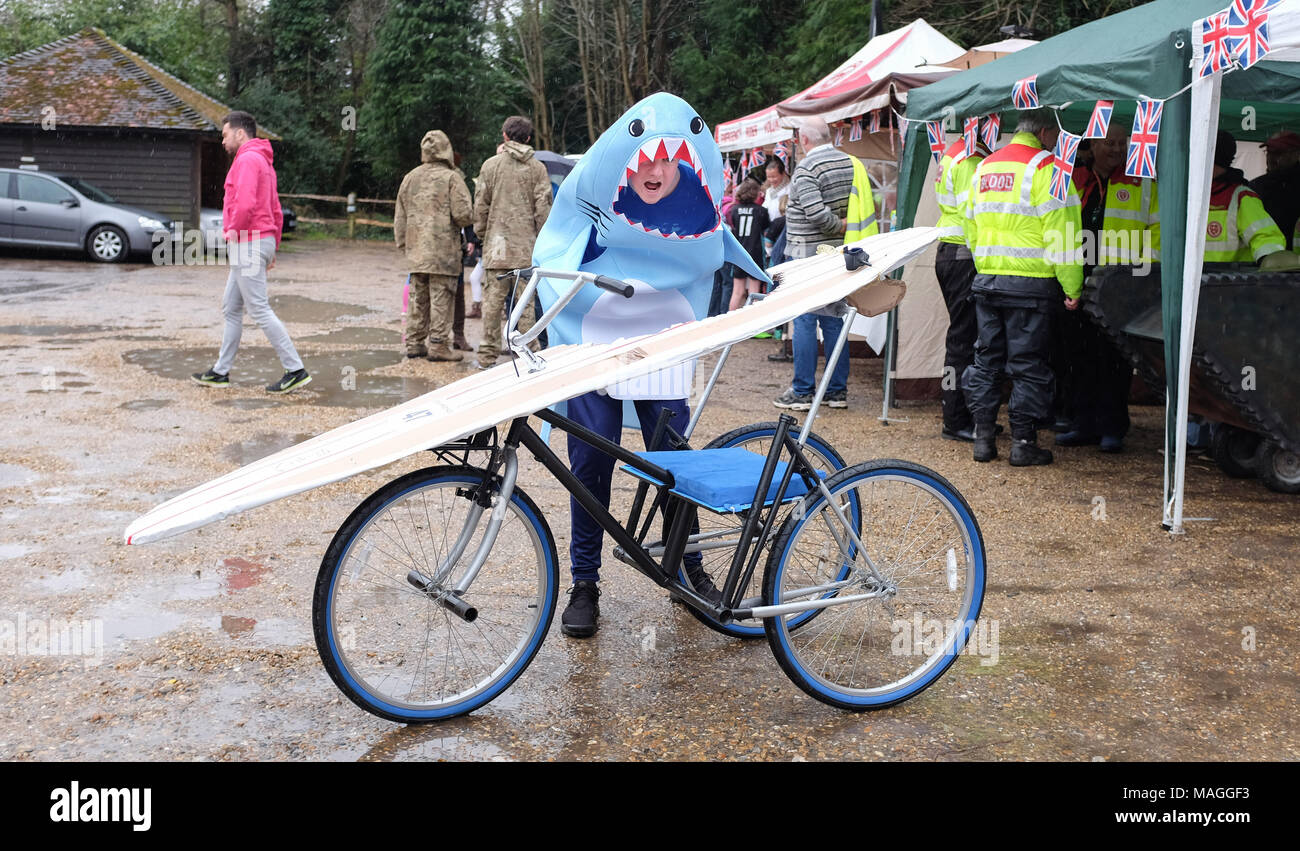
[629,119,645,137]
[690,116,705,134]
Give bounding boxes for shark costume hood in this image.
[532,92,768,398]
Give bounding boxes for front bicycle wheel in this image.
[764,460,986,710]
[680,423,849,639]
[313,465,558,723]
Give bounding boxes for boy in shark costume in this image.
[532,92,769,637]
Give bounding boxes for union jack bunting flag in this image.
[1050,130,1082,202]
[1012,75,1039,110]
[1227,0,1276,69]
[849,118,863,142]
[981,114,1001,151]
[1126,100,1163,179]
[1084,100,1113,139]
[834,123,845,146]
[1198,11,1235,77]
[774,140,791,169]
[962,116,980,159]
[869,109,881,134]
[926,120,945,165]
[751,148,765,167]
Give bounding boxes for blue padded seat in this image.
[621,447,823,514]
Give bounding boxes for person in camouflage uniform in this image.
[471,115,553,368]
[394,130,474,362]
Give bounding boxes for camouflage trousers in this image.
[407,273,458,352]
[478,268,536,364]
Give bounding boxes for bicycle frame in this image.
[410,268,890,625]
[414,404,886,627]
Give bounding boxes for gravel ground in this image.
[0,238,1296,762]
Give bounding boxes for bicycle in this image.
[311,265,987,722]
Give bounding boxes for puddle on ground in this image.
[222,434,313,466]
[28,566,92,592]
[119,399,173,411]
[0,463,38,487]
[0,543,33,560]
[37,487,91,504]
[220,556,269,592]
[212,615,306,645]
[212,397,281,410]
[123,347,433,407]
[62,380,91,388]
[269,294,374,324]
[110,335,169,341]
[0,324,114,336]
[95,570,223,643]
[221,615,256,636]
[297,327,402,345]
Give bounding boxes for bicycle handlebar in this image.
[593,275,634,299]
[499,267,633,299]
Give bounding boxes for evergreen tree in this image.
[360,0,515,187]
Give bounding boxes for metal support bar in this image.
[799,303,858,446]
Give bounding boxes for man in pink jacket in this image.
[192,110,310,393]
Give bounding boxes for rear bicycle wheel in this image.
[764,460,986,710]
[313,465,558,723]
[679,423,849,639]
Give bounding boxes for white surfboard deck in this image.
[126,227,937,545]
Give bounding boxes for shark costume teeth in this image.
[612,135,719,240]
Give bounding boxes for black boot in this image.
[678,560,723,605]
[561,580,600,637]
[1010,436,1054,466]
[972,424,998,462]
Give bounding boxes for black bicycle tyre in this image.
[764,459,987,711]
[313,465,558,723]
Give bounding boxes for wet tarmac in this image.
[1,240,1297,762]
[122,346,433,407]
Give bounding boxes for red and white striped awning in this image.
[714,18,968,152]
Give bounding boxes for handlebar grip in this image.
[594,275,634,298]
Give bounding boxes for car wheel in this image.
[86,224,127,263]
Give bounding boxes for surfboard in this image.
[125,227,937,545]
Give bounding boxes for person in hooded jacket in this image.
[394,130,474,362]
[192,111,310,393]
[471,115,552,369]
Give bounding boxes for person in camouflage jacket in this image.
[394,129,473,361]
[471,115,552,368]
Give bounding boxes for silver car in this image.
[0,168,173,262]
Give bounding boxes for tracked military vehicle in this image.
[1085,264,1300,494]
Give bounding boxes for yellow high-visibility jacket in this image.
[1204,175,1286,263]
[935,139,984,245]
[1099,172,1160,265]
[963,131,1084,298]
[844,155,880,242]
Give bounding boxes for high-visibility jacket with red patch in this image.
[963,131,1083,298]
[1099,172,1160,265]
[1204,175,1286,263]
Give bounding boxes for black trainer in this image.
[191,369,229,387]
[266,368,312,394]
[560,580,600,638]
